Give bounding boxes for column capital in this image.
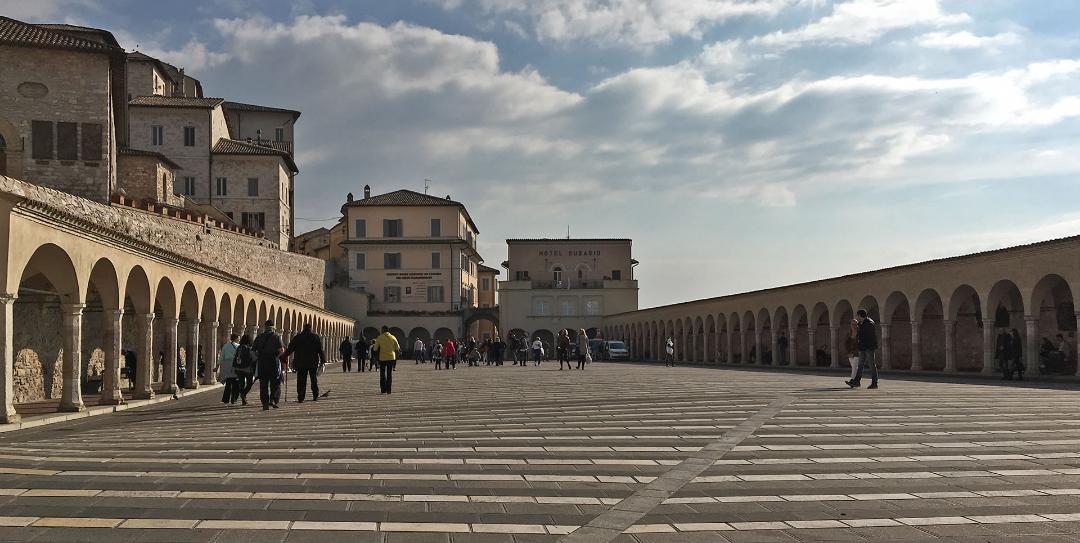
[0,293,16,304]
[60,303,86,314]
[163,317,180,326]
[106,308,124,319]
[139,313,156,323]
[880,322,892,330]
[1025,315,1040,324]
[943,319,955,329]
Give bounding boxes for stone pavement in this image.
[3,362,1080,542]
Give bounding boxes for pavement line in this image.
[559,395,797,543]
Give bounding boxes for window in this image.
[274,127,284,142]
[553,267,563,285]
[427,286,444,303]
[431,252,441,269]
[482,278,491,291]
[247,178,259,196]
[383,219,403,237]
[585,299,602,315]
[182,176,196,196]
[57,122,77,160]
[355,253,366,270]
[225,211,234,220]
[31,120,52,159]
[354,219,366,238]
[215,177,228,196]
[151,125,163,146]
[183,126,196,146]
[560,299,576,316]
[81,123,102,161]
[533,298,550,316]
[612,270,622,280]
[430,218,441,237]
[515,271,530,281]
[384,253,401,269]
[241,212,265,230]
[384,286,402,303]
[460,251,468,272]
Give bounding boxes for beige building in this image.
[475,264,500,341]
[499,239,639,348]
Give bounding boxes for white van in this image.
[604,340,629,360]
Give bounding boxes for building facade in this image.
[499,239,639,347]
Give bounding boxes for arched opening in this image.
[177,282,201,388]
[199,287,219,385]
[1031,274,1077,375]
[729,313,742,363]
[12,244,83,417]
[810,302,830,367]
[914,289,946,371]
[704,315,716,364]
[83,258,121,403]
[532,329,555,360]
[363,327,380,344]
[552,266,563,286]
[758,309,772,365]
[153,277,179,393]
[408,327,432,357]
[388,327,406,348]
[434,327,455,344]
[791,305,808,366]
[833,300,854,367]
[122,266,153,399]
[0,132,7,176]
[774,307,790,366]
[947,285,983,372]
[884,292,912,370]
[742,311,757,364]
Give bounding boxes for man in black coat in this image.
[284,323,327,403]
[848,309,880,389]
[339,338,354,373]
[252,320,284,410]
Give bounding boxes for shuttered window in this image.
[81,123,102,161]
[31,120,53,159]
[57,122,78,160]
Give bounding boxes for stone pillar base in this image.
[131,390,155,400]
[184,383,200,390]
[162,384,179,395]
[1,413,20,425]
[99,397,126,406]
[58,402,86,413]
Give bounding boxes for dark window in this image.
[482,278,491,291]
[31,120,53,159]
[56,122,78,160]
[274,127,284,142]
[355,253,366,270]
[430,218,441,237]
[427,286,444,303]
[81,123,102,160]
[384,286,401,303]
[515,271,529,281]
[182,176,196,196]
[354,219,366,238]
[384,218,403,237]
[384,253,401,269]
[241,212,265,230]
[151,125,163,146]
[612,270,622,280]
[431,252,441,269]
[225,211,234,220]
[215,177,228,196]
[247,178,259,196]
[183,126,196,146]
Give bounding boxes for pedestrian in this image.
[433,341,444,369]
[414,338,426,364]
[844,319,859,384]
[356,336,368,373]
[123,350,137,390]
[233,334,256,405]
[369,339,379,371]
[285,323,327,403]
[1009,328,1024,380]
[557,330,572,370]
[218,334,241,405]
[996,328,1011,379]
[847,309,879,389]
[777,331,789,365]
[665,337,675,367]
[375,326,401,394]
[252,320,284,410]
[532,337,544,366]
[576,329,589,370]
[516,335,529,367]
[340,337,354,373]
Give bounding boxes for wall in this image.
[116,154,181,205]
[226,109,295,148]
[0,45,115,201]
[127,106,210,198]
[506,239,634,283]
[210,155,291,248]
[126,62,166,98]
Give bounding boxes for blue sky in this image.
[12,0,1080,308]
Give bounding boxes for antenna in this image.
[424,178,431,194]
[567,225,571,239]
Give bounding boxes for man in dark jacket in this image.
[848,309,880,389]
[252,320,284,410]
[339,337,354,373]
[285,323,327,403]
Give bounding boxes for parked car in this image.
[604,340,629,360]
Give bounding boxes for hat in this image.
[265,320,275,327]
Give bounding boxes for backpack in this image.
[233,345,256,375]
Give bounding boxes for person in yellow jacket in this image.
[374,326,401,394]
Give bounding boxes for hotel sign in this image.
[537,249,601,257]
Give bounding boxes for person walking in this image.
[340,337,354,373]
[665,337,675,367]
[445,338,458,370]
[996,328,1011,380]
[375,326,401,394]
[433,341,444,369]
[847,309,879,389]
[356,336,368,373]
[777,331,789,365]
[557,330,572,370]
[368,339,379,371]
[285,323,327,403]
[532,337,544,366]
[516,334,529,368]
[233,334,256,405]
[414,338,426,364]
[575,329,590,370]
[218,334,241,405]
[1009,328,1024,381]
[252,320,284,410]
[844,319,860,384]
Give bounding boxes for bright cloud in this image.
[916,30,1021,50]
[754,0,970,48]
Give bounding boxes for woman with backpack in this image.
[219,334,241,405]
[232,334,256,405]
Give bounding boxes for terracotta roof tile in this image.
[0,16,120,54]
[129,95,225,109]
[118,147,183,170]
[344,190,479,234]
[212,138,298,173]
[223,100,301,117]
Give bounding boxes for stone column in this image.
[0,294,20,424]
[752,330,762,365]
[982,323,995,375]
[788,326,797,366]
[770,330,778,366]
[829,326,840,368]
[59,303,86,412]
[739,330,747,364]
[880,323,892,370]
[910,321,922,371]
[184,320,200,389]
[201,321,219,385]
[100,309,125,405]
[161,318,179,394]
[943,319,956,373]
[1025,316,1040,377]
[725,331,732,364]
[807,330,817,366]
[133,314,155,400]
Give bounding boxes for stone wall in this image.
[117,154,181,205]
[211,155,292,248]
[12,300,62,402]
[2,174,328,306]
[0,45,115,201]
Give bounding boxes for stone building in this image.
[499,239,639,347]
[475,264,500,341]
[126,50,203,100]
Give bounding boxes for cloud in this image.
[434,0,790,47]
[754,0,970,49]
[1,0,99,21]
[916,30,1021,50]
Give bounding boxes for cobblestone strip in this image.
[559,395,797,543]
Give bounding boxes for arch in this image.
[408,327,432,352]
[1030,274,1076,374]
[434,327,454,343]
[883,291,912,370]
[258,300,268,325]
[833,299,854,328]
[201,287,218,322]
[790,304,808,366]
[757,308,773,364]
[154,277,178,318]
[774,306,790,366]
[704,315,716,363]
[742,310,757,364]
[14,244,82,303]
[86,258,121,310]
[388,327,405,347]
[914,288,946,371]
[123,266,153,315]
[218,292,233,328]
[943,284,983,372]
[0,115,22,179]
[533,329,555,358]
[246,299,258,328]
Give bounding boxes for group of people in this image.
[215,319,329,410]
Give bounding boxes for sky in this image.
[11,0,1080,309]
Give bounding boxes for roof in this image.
[506,238,632,243]
[343,189,479,234]
[0,16,122,55]
[212,138,299,173]
[223,101,301,118]
[127,51,179,84]
[118,147,183,170]
[478,264,501,275]
[129,95,225,109]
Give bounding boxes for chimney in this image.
[346,192,354,203]
[445,194,451,200]
[364,185,371,199]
